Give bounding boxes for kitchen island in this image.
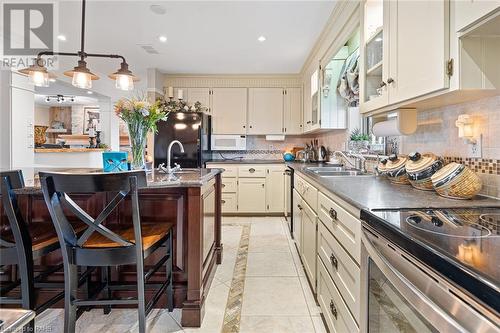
[0,168,223,327]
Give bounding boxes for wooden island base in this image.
[0,172,223,328]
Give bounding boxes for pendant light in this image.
[108,62,139,91]
[63,59,99,89]
[19,0,138,90]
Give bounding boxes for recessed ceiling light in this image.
[87,91,93,94]
[57,34,67,41]
[150,4,166,15]
[257,36,266,42]
[158,35,167,43]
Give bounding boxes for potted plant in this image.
[114,95,169,170]
[348,128,370,153]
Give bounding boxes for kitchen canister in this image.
[431,162,482,199]
[405,152,443,191]
[384,154,410,184]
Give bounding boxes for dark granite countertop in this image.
[287,162,500,211]
[11,168,222,194]
[206,159,285,164]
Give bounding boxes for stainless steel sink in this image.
[304,166,371,177]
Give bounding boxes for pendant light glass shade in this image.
[72,71,93,89]
[64,59,99,89]
[115,74,134,90]
[109,62,139,91]
[19,61,50,87]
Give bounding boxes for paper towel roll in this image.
[372,119,401,137]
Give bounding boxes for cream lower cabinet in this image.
[265,166,286,212]
[292,189,303,252]
[301,201,318,292]
[238,178,266,213]
[206,163,286,214]
[292,172,362,332]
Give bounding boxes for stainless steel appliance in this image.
[361,208,500,333]
[154,112,211,168]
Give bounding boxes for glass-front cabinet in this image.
[360,0,389,113]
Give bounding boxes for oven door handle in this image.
[361,230,466,333]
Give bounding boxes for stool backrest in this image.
[0,170,31,264]
[40,171,147,250]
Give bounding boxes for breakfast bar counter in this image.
[0,168,223,327]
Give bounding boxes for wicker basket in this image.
[431,162,482,199]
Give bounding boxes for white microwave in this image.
[211,135,247,151]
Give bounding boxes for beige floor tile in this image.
[183,283,231,333]
[241,277,309,316]
[300,275,322,316]
[250,220,286,237]
[246,252,298,277]
[214,248,238,284]
[221,225,243,249]
[248,235,291,253]
[239,316,316,333]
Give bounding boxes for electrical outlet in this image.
[468,134,482,158]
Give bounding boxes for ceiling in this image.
[52,1,335,81]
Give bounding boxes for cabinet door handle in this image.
[330,253,338,270]
[243,125,246,128]
[261,183,265,188]
[329,300,338,319]
[329,208,337,220]
[221,199,226,204]
[297,204,303,210]
[249,168,255,173]
[222,184,226,188]
[387,77,395,84]
[306,121,312,124]
[379,81,387,88]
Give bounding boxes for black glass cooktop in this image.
[361,207,500,312]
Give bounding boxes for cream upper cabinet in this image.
[455,0,500,32]
[265,166,286,212]
[284,88,303,134]
[211,88,247,135]
[237,178,266,213]
[387,0,450,104]
[360,0,451,113]
[187,88,211,112]
[360,0,390,113]
[248,88,283,135]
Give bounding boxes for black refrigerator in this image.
[154,112,211,168]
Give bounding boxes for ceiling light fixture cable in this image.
[20,0,138,90]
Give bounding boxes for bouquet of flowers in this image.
[114,95,169,169]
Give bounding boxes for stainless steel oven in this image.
[361,225,499,333]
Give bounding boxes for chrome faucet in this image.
[333,151,367,173]
[159,140,185,174]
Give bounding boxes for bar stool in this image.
[40,170,174,333]
[0,170,88,331]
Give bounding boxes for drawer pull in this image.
[329,208,337,220]
[249,168,256,173]
[261,183,265,188]
[330,253,338,270]
[221,200,226,204]
[222,184,226,188]
[329,300,338,319]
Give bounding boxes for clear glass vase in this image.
[127,121,148,170]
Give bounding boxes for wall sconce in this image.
[455,114,477,144]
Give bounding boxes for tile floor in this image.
[34,216,327,333]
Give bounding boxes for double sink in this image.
[304,166,372,178]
